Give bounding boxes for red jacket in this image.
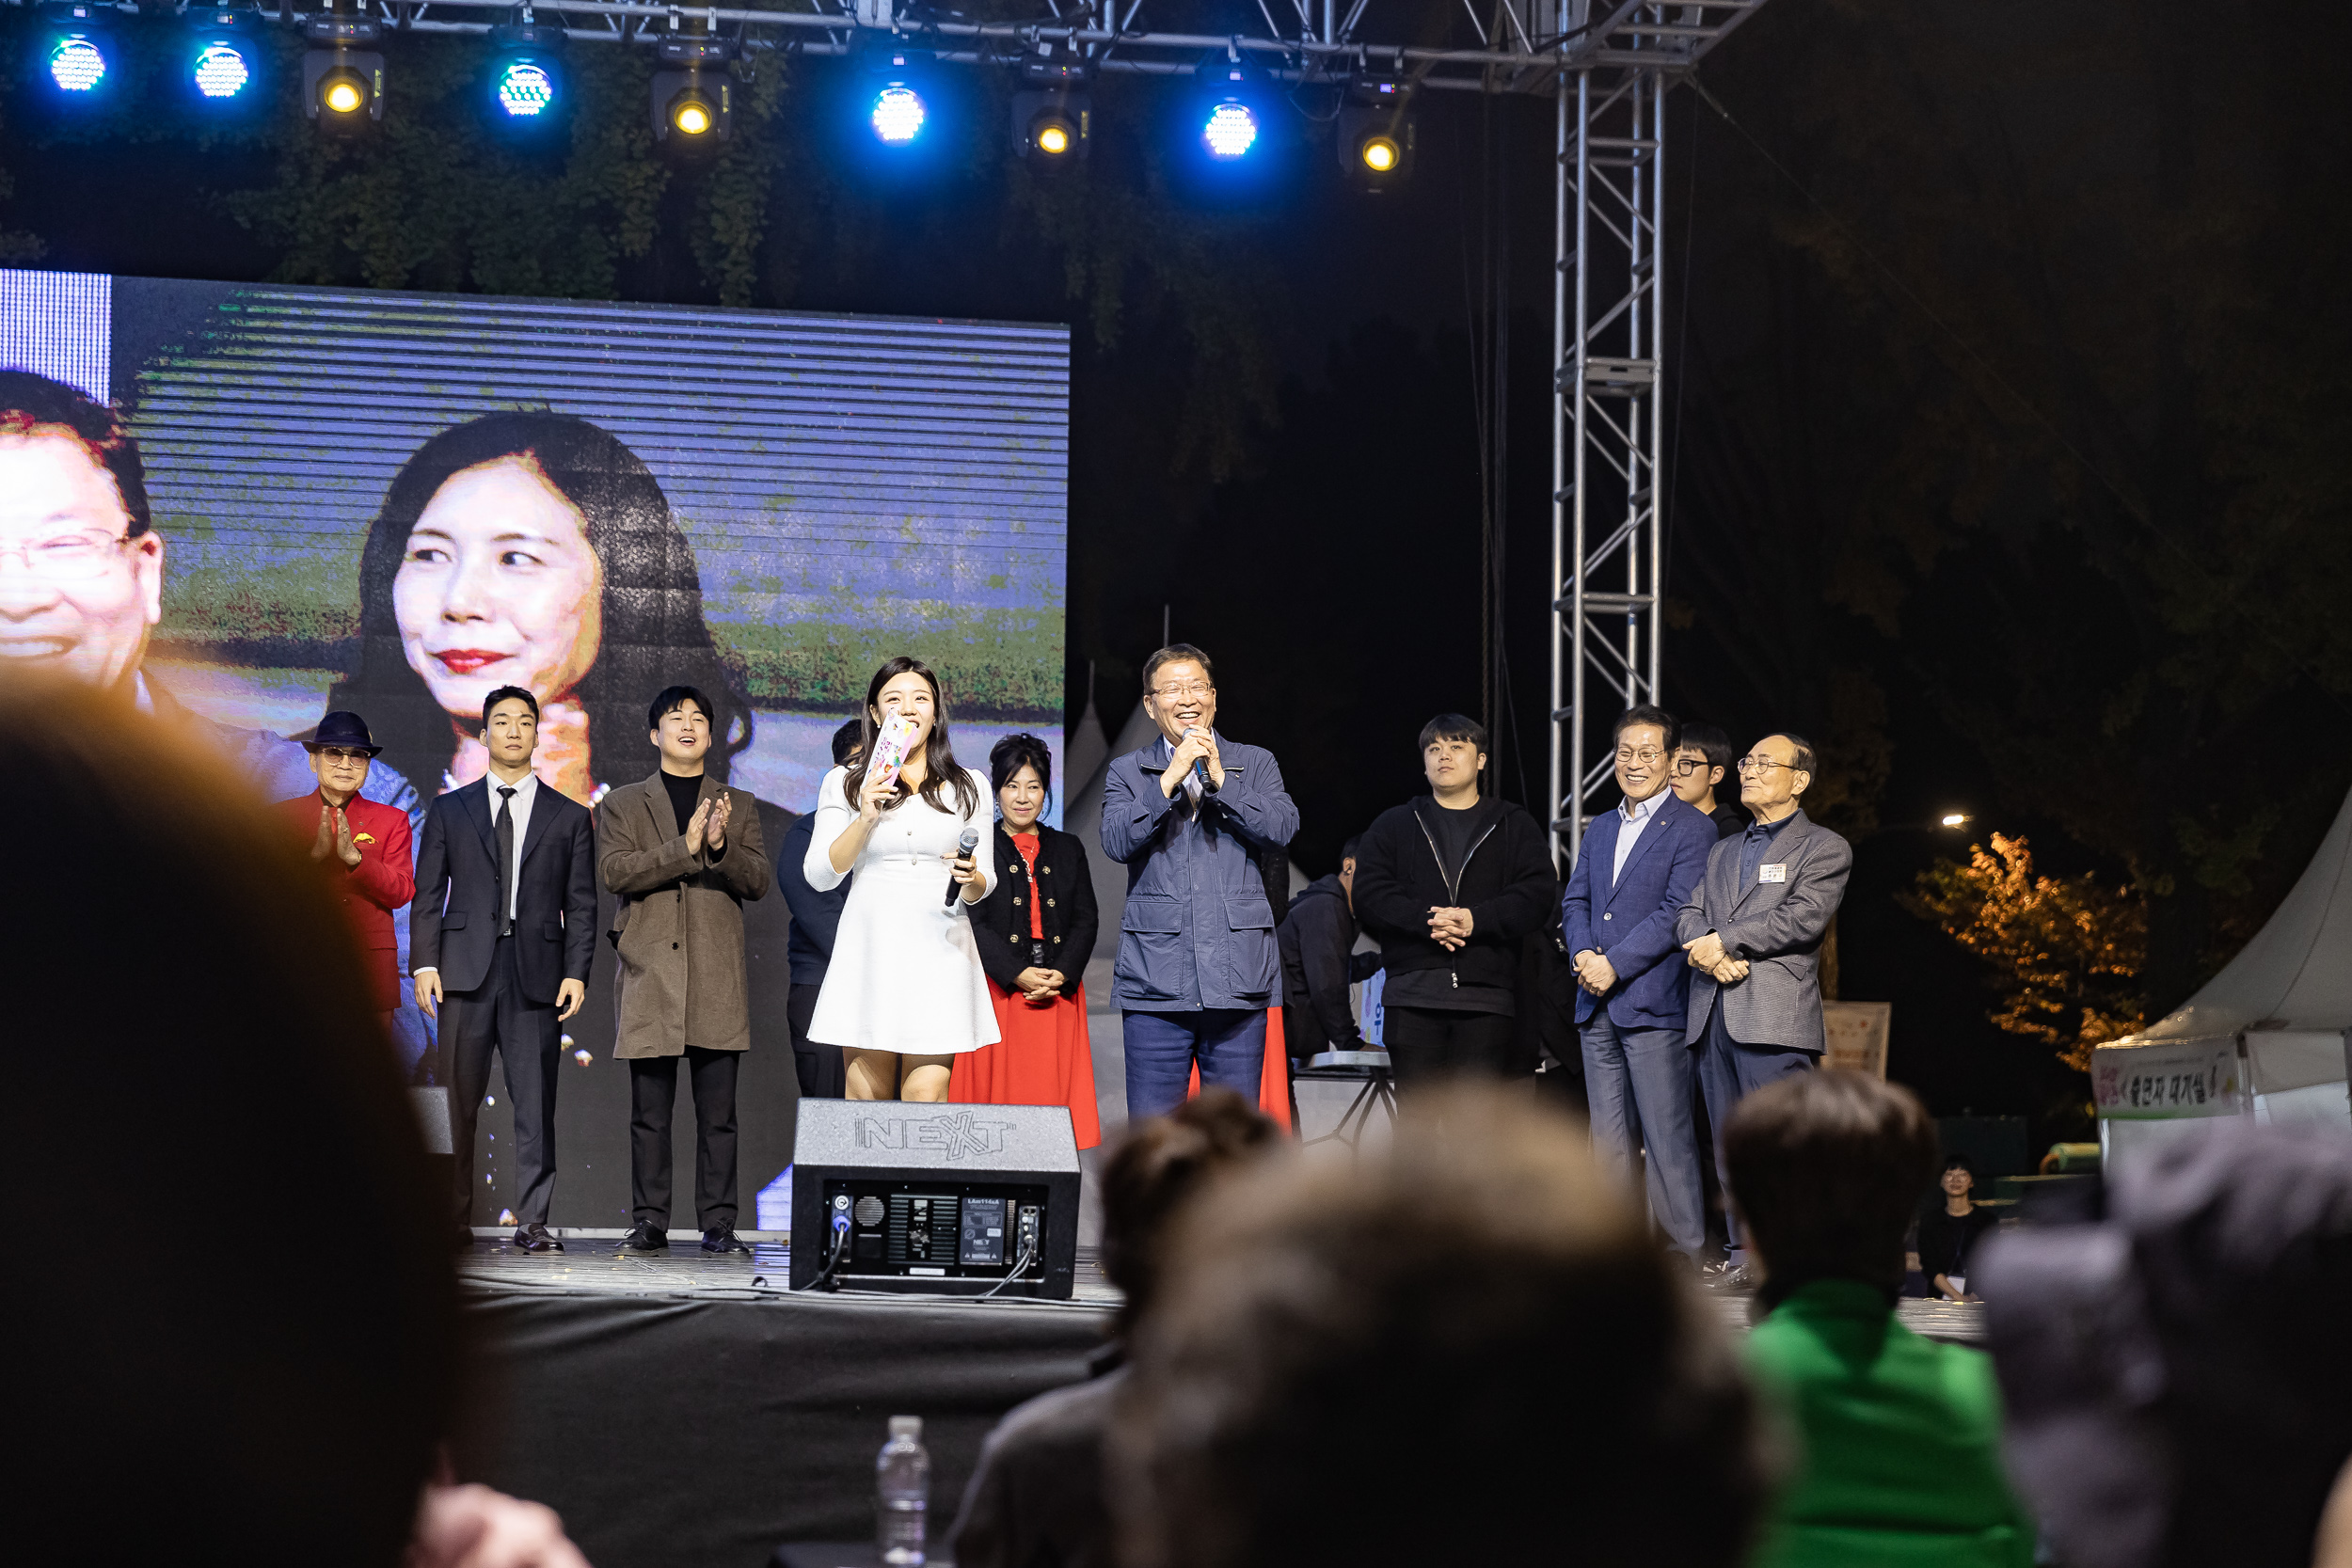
[278,791,415,1011]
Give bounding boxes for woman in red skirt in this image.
[949,734,1103,1148]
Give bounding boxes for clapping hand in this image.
[310,804,337,863]
[334,807,363,869]
[704,793,732,852]
[685,798,713,854]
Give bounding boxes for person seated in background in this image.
[1724,1070,2035,1568]
[1673,721,1749,840]
[1278,832,1372,1059]
[0,675,586,1568]
[776,719,863,1099]
[1915,1154,1995,1301]
[1979,1122,2352,1568]
[949,1088,1278,1568]
[1110,1085,1767,1568]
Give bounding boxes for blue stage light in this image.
[871,83,927,145]
[1202,101,1259,159]
[496,58,557,118]
[192,40,252,100]
[47,33,107,93]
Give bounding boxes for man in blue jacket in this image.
[1561,704,1718,1264]
[1101,644,1299,1118]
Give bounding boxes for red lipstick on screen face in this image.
[435,649,507,674]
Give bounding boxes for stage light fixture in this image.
[35,4,117,103]
[485,20,567,129]
[1011,44,1091,166]
[1337,76,1416,189]
[1191,49,1270,164]
[861,46,936,149]
[303,11,385,129]
[183,9,262,107]
[872,83,925,144]
[650,31,734,149]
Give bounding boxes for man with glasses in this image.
[275,712,416,1035]
[1672,721,1749,840]
[1675,733,1852,1231]
[1101,643,1299,1118]
[1558,705,1719,1262]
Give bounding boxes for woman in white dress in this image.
[803,657,998,1101]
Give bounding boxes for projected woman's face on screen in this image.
[391,455,605,725]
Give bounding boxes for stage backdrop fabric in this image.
[0,268,1069,1227]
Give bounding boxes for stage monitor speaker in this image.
[788,1101,1080,1298]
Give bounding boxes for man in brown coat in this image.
[600,686,771,1255]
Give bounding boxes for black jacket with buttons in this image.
[972,821,1101,999]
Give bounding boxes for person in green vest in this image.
[1724,1069,2035,1568]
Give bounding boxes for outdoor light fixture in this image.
[865,47,935,147]
[485,19,567,130]
[304,9,385,128]
[1337,75,1415,188]
[650,28,734,149]
[184,9,260,106]
[1011,43,1091,166]
[1194,48,1266,163]
[35,4,116,103]
[1940,813,1970,828]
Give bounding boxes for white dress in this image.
[803,764,1001,1054]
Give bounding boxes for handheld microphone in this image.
[945,825,981,906]
[1186,727,1216,794]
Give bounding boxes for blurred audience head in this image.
[1724,1069,1939,1300]
[0,675,457,1567]
[1979,1124,2352,1568]
[1112,1085,1765,1568]
[1099,1085,1279,1337]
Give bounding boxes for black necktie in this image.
[495,784,516,936]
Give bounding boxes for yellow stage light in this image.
[1037,121,1071,155]
[1360,135,1400,173]
[673,98,712,135]
[323,75,363,114]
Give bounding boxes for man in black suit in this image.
[411,686,598,1252]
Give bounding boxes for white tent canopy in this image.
[2094,787,2352,1158]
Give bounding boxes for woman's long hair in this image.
[842,656,980,818]
[326,411,755,796]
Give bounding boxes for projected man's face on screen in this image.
[392,454,605,728]
[0,430,163,690]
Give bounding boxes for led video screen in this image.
[0,268,1068,1225]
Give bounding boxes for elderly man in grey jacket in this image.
[1101,644,1299,1119]
[1676,731,1852,1207]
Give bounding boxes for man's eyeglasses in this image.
[0,531,133,582]
[1152,682,1214,700]
[1736,756,1800,775]
[1673,756,1710,776]
[1614,747,1664,766]
[314,748,373,765]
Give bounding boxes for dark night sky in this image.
[8,0,2347,1141]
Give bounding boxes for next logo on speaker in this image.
[854,1110,1016,1160]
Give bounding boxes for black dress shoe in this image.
[514,1222,564,1254]
[617,1221,669,1254]
[701,1226,752,1254]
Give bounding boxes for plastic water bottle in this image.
[876,1414,930,1565]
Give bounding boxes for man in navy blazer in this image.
[1561,705,1718,1263]
[411,687,598,1250]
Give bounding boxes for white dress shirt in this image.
[1610,785,1672,888]
[487,770,540,925]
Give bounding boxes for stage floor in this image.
[456,1230,1122,1307]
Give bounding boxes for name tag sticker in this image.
[1759,863,1788,884]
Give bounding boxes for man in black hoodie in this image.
[1279,834,1370,1058]
[1351,715,1558,1088]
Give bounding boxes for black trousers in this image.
[787,981,845,1100]
[440,935,562,1227]
[628,1047,740,1230]
[1384,1006,1518,1087]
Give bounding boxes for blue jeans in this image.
[1580,1013,1708,1261]
[1122,1008,1266,1120]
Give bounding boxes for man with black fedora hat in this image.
[274,711,415,1033]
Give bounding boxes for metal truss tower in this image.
[1542,2,1761,868]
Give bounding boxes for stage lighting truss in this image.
[303,9,385,127]
[1337,75,1414,188]
[864,43,931,147]
[34,2,116,103]
[183,8,262,105]
[486,16,567,126]
[1194,47,1263,162]
[650,28,734,146]
[1010,42,1089,166]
